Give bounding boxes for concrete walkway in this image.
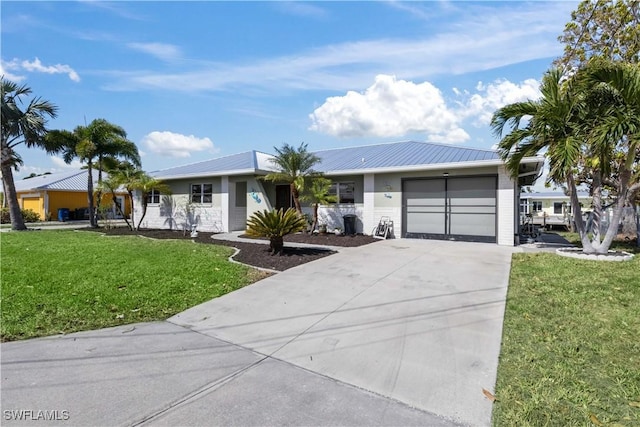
[1,239,516,426]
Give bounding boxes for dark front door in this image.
[275,185,293,211]
[402,176,497,243]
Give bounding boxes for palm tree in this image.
[130,173,171,230]
[577,60,640,251]
[492,61,639,254]
[263,143,322,214]
[300,177,337,232]
[1,78,59,230]
[46,119,140,227]
[246,208,308,255]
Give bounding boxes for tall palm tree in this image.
[578,60,640,250]
[46,119,140,227]
[1,78,59,230]
[263,143,322,214]
[300,177,337,232]
[492,62,639,254]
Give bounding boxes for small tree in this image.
[263,143,322,214]
[245,208,307,255]
[300,177,337,233]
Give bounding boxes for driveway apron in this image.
[171,239,515,426]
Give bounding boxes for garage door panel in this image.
[449,205,496,214]
[406,212,445,234]
[449,214,496,237]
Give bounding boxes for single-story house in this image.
[519,190,592,229]
[139,141,543,246]
[9,170,131,221]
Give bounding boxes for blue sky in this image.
[2,0,578,185]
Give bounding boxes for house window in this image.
[554,202,564,214]
[191,183,213,204]
[328,182,355,203]
[532,201,542,212]
[146,189,160,204]
[519,199,530,215]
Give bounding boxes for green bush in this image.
[1,208,41,224]
[246,208,307,255]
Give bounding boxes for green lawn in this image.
[1,230,264,341]
[493,241,640,426]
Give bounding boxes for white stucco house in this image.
[134,140,543,246]
[519,190,593,229]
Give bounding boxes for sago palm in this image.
[245,208,307,255]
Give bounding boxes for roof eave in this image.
[321,159,506,176]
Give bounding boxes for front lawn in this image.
[493,246,640,426]
[1,230,266,341]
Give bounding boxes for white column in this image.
[363,174,375,235]
[221,176,230,233]
[497,165,515,246]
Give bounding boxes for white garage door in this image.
[403,176,497,243]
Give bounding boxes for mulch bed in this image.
[88,228,379,271]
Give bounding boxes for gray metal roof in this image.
[151,151,275,179]
[313,141,500,173]
[13,170,100,192]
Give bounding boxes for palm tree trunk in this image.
[311,203,319,232]
[0,161,27,230]
[291,182,302,214]
[136,198,148,230]
[87,162,97,227]
[110,191,132,230]
[270,236,284,255]
[568,173,595,253]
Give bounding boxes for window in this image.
[554,202,563,214]
[146,189,160,204]
[532,201,542,212]
[191,183,213,204]
[328,181,355,203]
[519,199,530,215]
[235,181,247,208]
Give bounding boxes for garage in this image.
[402,175,497,243]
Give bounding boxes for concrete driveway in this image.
[1,239,515,426]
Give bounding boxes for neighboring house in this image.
[519,190,592,229]
[9,170,130,221]
[140,141,543,246]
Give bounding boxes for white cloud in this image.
[0,59,26,82]
[309,74,469,143]
[19,57,80,82]
[107,2,574,94]
[457,78,541,125]
[51,157,84,170]
[142,131,215,158]
[127,42,181,61]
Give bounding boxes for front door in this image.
[275,185,293,211]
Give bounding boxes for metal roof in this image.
[151,151,276,179]
[13,170,100,192]
[313,141,500,173]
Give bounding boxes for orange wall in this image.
[18,190,131,221]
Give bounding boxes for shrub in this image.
[0,208,41,224]
[246,208,307,255]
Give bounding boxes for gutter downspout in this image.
[44,190,49,221]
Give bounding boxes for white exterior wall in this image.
[134,177,225,233]
[497,165,516,246]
